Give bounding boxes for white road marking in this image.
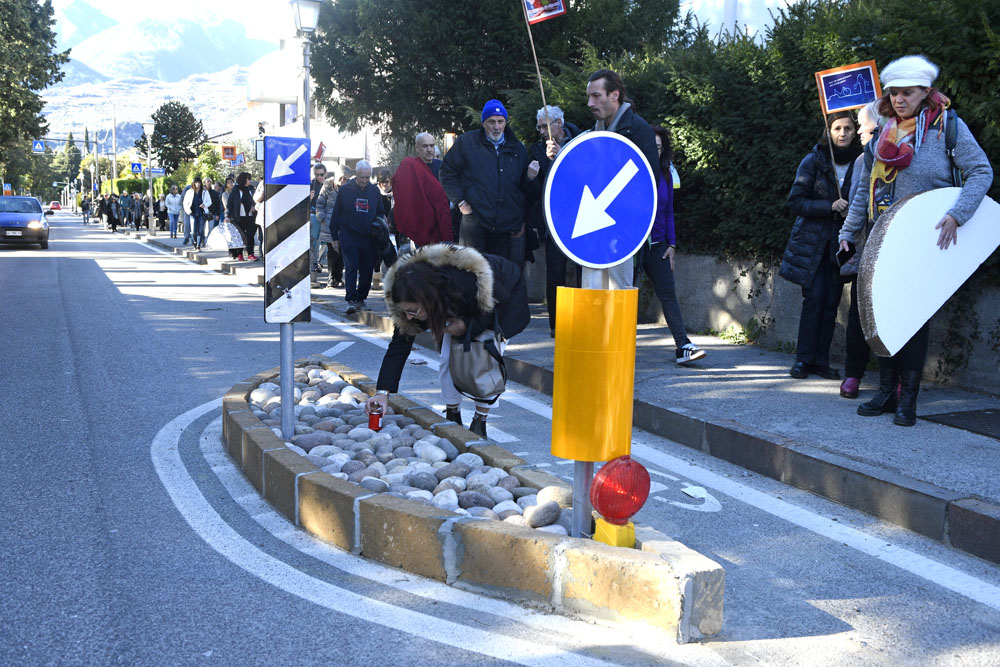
[321,341,354,357]
[149,402,719,666]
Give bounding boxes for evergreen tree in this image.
[0,0,68,168]
[134,101,205,173]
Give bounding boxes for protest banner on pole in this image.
[815,60,882,115]
[519,0,568,139]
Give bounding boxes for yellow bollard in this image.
[551,286,637,462]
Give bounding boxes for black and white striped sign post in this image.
[263,136,312,439]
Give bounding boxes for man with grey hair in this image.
[392,132,453,248]
[331,160,386,314]
[530,105,582,336]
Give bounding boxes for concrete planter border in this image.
[220,356,724,643]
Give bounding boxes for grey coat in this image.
[840,115,993,243]
[315,184,338,244]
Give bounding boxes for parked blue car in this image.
[0,196,50,249]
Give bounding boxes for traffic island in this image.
[220,355,725,642]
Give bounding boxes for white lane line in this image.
[150,401,626,666]
[632,444,1000,611]
[197,417,716,666]
[311,310,440,367]
[321,341,354,357]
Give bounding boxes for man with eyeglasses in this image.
[310,162,328,273]
[392,132,453,249]
[530,105,582,337]
[439,99,540,264]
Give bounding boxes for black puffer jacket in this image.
[779,145,854,288]
[375,244,529,392]
[439,127,538,234]
[526,121,582,239]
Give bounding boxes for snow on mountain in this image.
[67,17,276,82]
[52,0,117,51]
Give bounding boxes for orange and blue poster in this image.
[525,0,567,25]
[815,60,882,114]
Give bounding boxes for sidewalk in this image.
[133,229,1000,565]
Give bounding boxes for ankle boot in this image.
[894,370,921,426]
[469,414,487,438]
[444,407,463,427]
[857,362,898,416]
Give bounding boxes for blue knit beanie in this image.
[481,99,508,123]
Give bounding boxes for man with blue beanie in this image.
[440,98,540,262]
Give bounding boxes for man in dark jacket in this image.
[530,105,582,337]
[331,160,386,314]
[439,99,540,262]
[584,69,661,288]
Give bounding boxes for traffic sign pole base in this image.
[593,518,635,548]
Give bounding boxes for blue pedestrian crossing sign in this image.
[131,162,142,174]
[544,131,657,269]
[32,140,45,154]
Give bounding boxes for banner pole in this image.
[520,1,552,138]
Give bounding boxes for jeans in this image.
[340,230,378,303]
[795,248,843,367]
[844,279,871,378]
[191,213,206,246]
[168,213,179,236]
[182,213,191,242]
[459,214,513,259]
[644,242,691,348]
[309,213,322,266]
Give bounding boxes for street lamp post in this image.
[143,121,156,237]
[279,0,321,440]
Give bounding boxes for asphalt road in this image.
[2,212,998,665]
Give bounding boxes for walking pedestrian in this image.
[182,177,211,250]
[365,244,530,438]
[107,194,121,233]
[839,55,992,426]
[315,175,343,288]
[226,172,258,261]
[392,133,453,249]
[331,160,386,314]
[165,185,182,238]
[310,162,328,272]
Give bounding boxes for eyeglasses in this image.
[399,304,423,318]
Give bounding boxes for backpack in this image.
[864,108,961,186]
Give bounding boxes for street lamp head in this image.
[290,0,321,33]
[142,121,154,136]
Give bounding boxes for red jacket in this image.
[391,157,453,246]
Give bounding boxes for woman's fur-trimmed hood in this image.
[382,243,495,335]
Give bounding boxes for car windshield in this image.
[0,198,43,214]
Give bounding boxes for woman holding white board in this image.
[839,55,993,426]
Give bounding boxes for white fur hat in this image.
[881,55,939,89]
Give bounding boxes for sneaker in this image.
[345,301,358,315]
[358,301,371,312]
[237,253,245,261]
[676,343,706,365]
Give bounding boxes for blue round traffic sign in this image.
[544,131,656,269]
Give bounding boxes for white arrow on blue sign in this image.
[265,137,310,183]
[32,140,45,154]
[544,131,657,269]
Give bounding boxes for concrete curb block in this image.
[221,356,725,642]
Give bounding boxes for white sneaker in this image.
[676,343,706,365]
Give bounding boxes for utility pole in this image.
[111,106,118,194]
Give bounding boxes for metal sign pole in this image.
[280,322,294,439]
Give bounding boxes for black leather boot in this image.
[857,361,898,416]
[469,414,487,438]
[894,370,921,426]
[444,407,463,427]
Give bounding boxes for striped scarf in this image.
[868,90,951,221]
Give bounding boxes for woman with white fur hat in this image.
[838,54,993,426]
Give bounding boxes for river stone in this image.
[261,419,280,427]
[434,461,471,481]
[347,469,371,483]
[524,501,560,528]
[454,453,485,469]
[340,460,366,476]
[302,454,327,468]
[290,432,333,452]
[492,500,522,515]
[376,451,396,464]
[367,461,388,477]
[537,486,573,509]
[285,443,307,456]
[315,407,344,419]
[466,506,499,520]
[439,476,468,492]
[392,447,415,460]
[353,451,378,467]
[503,515,527,526]
[410,428,433,440]
[269,427,282,438]
[406,490,433,503]
[300,415,321,426]
[298,405,316,418]
[408,461,434,474]
[293,424,314,435]
[436,439,460,461]
[431,489,459,511]
[496,475,520,491]
[249,387,275,404]
[414,442,447,463]
[329,472,349,480]
[465,472,495,489]
[300,389,321,402]
[407,472,439,492]
[334,425,353,435]
[486,487,514,504]
[517,494,538,509]
[458,491,494,510]
[385,458,409,472]
[536,524,569,536]
[382,472,408,486]
[348,427,377,441]
[313,421,338,433]
[360,477,389,493]
[432,480,462,495]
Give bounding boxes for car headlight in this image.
[28,221,47,229]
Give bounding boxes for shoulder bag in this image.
[448,313,506,403]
